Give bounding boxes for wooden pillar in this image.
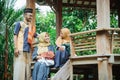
[96,0,111,54]
[69,60,73,80]
[26,0,36,26]
[97,0,110,28]
[70,37,75,56]
[98,57,112,80]
[56,0,62,37]
[26,0,35,60]
[96,0,112,80]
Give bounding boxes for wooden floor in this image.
[52,54,120,80]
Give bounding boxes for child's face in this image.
[44,33,50,43]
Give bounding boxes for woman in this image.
[32,32,55,80]
[54,28,71,68]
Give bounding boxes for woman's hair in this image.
[56,28,71,46]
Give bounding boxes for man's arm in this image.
[14,35,19,57]
[14,22,21,57]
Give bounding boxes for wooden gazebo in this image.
[26,0,120,80]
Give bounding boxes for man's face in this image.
[24,13,33,22]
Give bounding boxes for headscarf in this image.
[56,28,71,46]
[37,32,50,55]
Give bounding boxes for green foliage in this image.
[35,10,56,45]
[62,8,97,33]
[0,0,23,79]
[110,11,118,28]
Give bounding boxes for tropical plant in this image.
[0,0,23,79]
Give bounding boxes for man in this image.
[13,8,34,80]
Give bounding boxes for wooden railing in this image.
[70,28,120,56]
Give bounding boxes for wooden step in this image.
[51,60,71,80]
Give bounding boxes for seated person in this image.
[32,32,55,80]
[54,28,71,68]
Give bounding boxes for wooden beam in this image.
[70,55,98,65]
[96,31,111,54]
[26,0,36,26]
[96,0,112,80]
[26,0,36,60]
[70,62,73,80]
[70,37,76,56]
[52,60,71,80]
[63,3,96,9]
[70,28,120,36]
[97,0,110,28]
[96,0,111,54]
[46,0,56,13]
[98,57,112,80]
[88,0,92,8]
[56,0,62,37]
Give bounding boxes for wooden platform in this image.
[31,28,120,80]
[52,54,120,80]
[70,54,120,65]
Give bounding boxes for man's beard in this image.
[26,18,32,22]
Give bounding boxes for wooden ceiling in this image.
[36,0,120,10]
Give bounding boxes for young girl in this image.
[54,28,71,68]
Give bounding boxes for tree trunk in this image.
[4,25,8,80]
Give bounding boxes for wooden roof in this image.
[36,0,120,10]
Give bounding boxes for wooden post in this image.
[55,0,62,37]
[96,0,112,80]
[4,25,8,80]
[70,63,73,80]
[97,0,110,29]
[26,0,36,26]
[70,37,75,56]
[98,57,112,80]
[26,0,35,61]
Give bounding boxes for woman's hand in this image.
[58,46,65,51]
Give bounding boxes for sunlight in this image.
[14,0,52,14]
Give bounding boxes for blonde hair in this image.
[56,28,71,46]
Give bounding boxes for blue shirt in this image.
[14,21,30,52]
